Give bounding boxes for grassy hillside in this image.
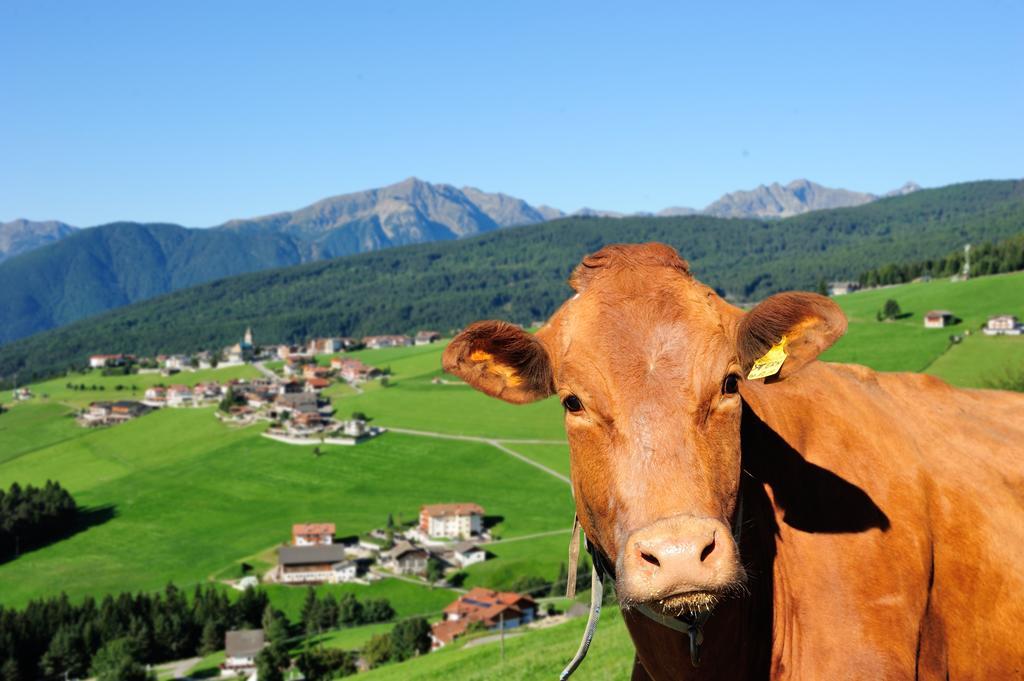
[0,350,572,611]
[3,180,1023,386]
[824,270,1024,385]
[360,607,635,681]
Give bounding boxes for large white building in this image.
[984,314,1023,336]
[419,503,485,539]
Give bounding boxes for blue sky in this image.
[2,1,1021,226]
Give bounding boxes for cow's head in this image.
[443,243,845,615]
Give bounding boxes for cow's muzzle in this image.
[616,514,744,614]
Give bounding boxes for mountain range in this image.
[0,219,77,262]
[0,177,919,345]
[1,179,1021,385]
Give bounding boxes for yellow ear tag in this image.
[747,336,788,380]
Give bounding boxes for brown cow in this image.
[443,243,1024,680]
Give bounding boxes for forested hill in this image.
[2,179,1022,385]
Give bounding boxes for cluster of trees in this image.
[1,481,78,562]
[0,584,268,679]
[0,583,396,681]
[298,588,395,639]
[362,617,431,669]
[860,233,1024,287]
[3,180,1024,388]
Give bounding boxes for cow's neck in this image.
[628,432,782,680]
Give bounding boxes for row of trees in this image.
[860,233,1024,287]
[0,583,396,681]
[0,481,78,562]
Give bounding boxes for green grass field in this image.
[0,406,573,607]
[824,270,1024,384]
[0,402,83,465]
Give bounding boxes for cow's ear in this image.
[442,321,554,404]
[737,292,847,381]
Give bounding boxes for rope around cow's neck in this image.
[558,562,603,681]
[559,493,744,678]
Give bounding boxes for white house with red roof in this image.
[292,523,335,546]
[420,503,484,539]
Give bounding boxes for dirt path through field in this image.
[381,426,570,485]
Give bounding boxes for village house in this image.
[983,314,1023,336]
[341,418,369,438]
[277,545,356,584]
[924,310,955,329]
[303,364,332,380]
[274,391,320,415]
[193,382,223,401]
[293,523,335,546]
[11,387,32,401]
[383,541,429,575]
[279,379,304,394]
[308,337,346,354]
[415,330,441,345]
[162,355,190,372]
[304,377,331,393]
[221,629,265,677]
[333,358,381,383]
[88,354,128,369]
[363,334,413,349]
[430,588,538,649]
[143,386,167,404]
[828,281,861,296]
[425,542,488,570]
[420,503,485,539]
[79,401,152,427]
[450,542,487,568]
[166,384,193,407]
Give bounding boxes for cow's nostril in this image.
[700,537,716,563]
[640,551,661,567]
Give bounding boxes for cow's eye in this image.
[562,394,584,412]
[722,374,740,395]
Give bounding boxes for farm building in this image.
[292,523,335,546]
[79,401,152,427]
[222,629,265,676]
[828,281,861,296]
[88,354,129,369]
[143,386,166,404]
[415,330,441,345]
[420,503,485,539]
[363,334,412,349]
[333,358,381,383]
[276,545,355,584]
[383,541,429,575]
[983,314,1023,336]
[430,588,537,649]
[450,542,487,568]
[166,385,193,407]
[308,337,345,354]
[924,310,955,329]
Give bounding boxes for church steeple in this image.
[244,327,253,347]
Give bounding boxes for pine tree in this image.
[199,620,221,656]
[390,618,430,661]
[89,638,154,681]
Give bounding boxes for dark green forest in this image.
[859,232,1024,286]
[2,180,1023,386]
